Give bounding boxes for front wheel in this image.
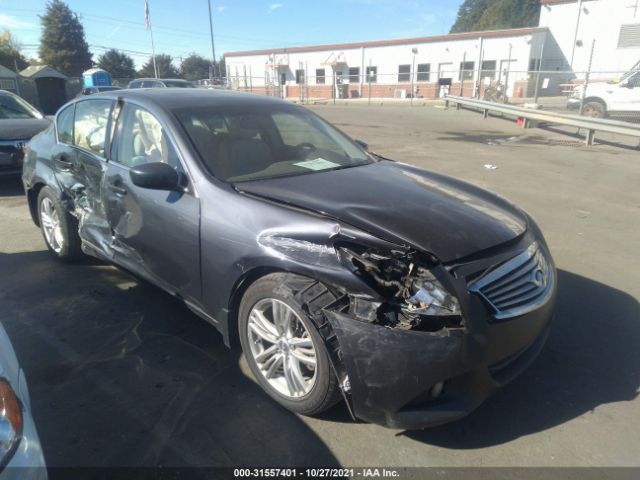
[238,273,341,416]
[37,186,82,261]
[581,101,606,118]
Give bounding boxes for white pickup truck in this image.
[567,70,640,118]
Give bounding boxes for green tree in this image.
[97,49,136,79]
[450,0,540,33]
[180,53,211,81]
[39,0,92,76]
[0,30,28,71]
[450,0,493,33]
[138,53,180,78]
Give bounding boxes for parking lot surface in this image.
[0,105,638,468]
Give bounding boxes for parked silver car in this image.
[0,322,46,480]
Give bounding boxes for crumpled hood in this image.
[236,161,527,262]
[0,118,51,141]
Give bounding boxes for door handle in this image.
[108,183,127,196]
[54,155,73,171]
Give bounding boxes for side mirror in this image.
[355,139,369,151]
[622,82,635,89]
[130,162,180,190]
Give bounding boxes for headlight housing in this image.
[338,245,463,332]
[0,379,22,468]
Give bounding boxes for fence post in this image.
[504,43,512,103]
[459,52,466,97]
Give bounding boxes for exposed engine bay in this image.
[336,244,464,333]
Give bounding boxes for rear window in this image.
[73,99,113,157]
[57,104,74,144]
[163,81,195,88]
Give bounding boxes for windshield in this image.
[0,93,41,120]
[176,105,373,182]
[164,81,195,88]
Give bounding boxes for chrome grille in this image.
[469,242,553,320]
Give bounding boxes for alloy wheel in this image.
[247,298,317,398]
[40,197,64,253]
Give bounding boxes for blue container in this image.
[83,68,113,87]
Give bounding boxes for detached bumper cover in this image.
[325,256,556,430]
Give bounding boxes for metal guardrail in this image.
[444,95,640,147]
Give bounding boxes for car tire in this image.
[37,186,82,262]
[582,101,606,118]
[239,273,342,416]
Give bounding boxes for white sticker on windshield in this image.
[294,158,340,171]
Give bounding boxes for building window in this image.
[316,68,325,84]
[398,64,411,82]
[366,66,377,83]
[348,67,360,83]
[617,24,640,48]
[295,69,305,84]
[480,60,497,80]
[416,63,430,82]
[0,79,16,90]
[459,61,474,81]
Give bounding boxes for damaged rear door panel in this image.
[52,99,114,249]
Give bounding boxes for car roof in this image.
[132,78,191,83]
[92,88,294,111]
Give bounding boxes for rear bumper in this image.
[325,253,556,430]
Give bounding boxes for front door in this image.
[104,102,201,302]
[609,72,640,112]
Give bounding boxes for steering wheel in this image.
[294,142,316,156]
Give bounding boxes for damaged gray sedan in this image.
[22,89,556,429]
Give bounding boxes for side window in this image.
[113,104,180,169]
[628,72,640,88]
[56,105,74,144]
[129,81,142,89]
[74,99,113,157]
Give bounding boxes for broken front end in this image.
[269,228,556,430]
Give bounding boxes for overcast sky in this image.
[0,0,461,67]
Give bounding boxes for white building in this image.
[540,0,640,77]
[224,0,640,99]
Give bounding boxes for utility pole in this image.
[570,0,583,69]
[207,0,217,80]
[144,0,158,78]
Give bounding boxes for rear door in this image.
[70,98,115,248]
[51,103,79,198]
[104,101,201,302]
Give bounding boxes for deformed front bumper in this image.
[324,253,556,430]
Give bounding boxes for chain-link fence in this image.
[222,36,640,125]
[223,67,639,122]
